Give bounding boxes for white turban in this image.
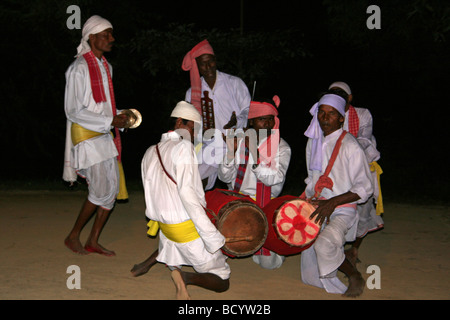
[170,101,201,124]
[304,94,346,171]
[328,81,352,95]
[76,15,113,58]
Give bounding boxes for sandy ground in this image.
[0,189,449,301]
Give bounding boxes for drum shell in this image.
[262,195,318,256]
[205,189,268,257]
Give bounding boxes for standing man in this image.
[300,93,373,297]
[63,16,130,256]
[182,39,251,190]
[135,101,230,300]
[328,82,384,265]
[218,96,291,269]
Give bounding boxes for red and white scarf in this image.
[83,51,122,161]
[246,96,281,208]
[347,105,360,137]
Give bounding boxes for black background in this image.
[1,0,448,204]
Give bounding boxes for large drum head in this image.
[274,199,320,248]
[217,200,268,257]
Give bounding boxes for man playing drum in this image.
[300,93,373,297]
[218,96,292,269]
[132,101,230,300]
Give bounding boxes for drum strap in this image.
[313,130,347,199]
[233,146,249,193]
[151,143,201,242]
[156,143,177,184]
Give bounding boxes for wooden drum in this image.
[205,189,268,257]
[262,195,320,256]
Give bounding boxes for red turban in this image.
[182,39,215,112]
[248,95,281,167]
[248,95,280,130]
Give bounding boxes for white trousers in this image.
[77,157,119,210]
[300,206,358,294]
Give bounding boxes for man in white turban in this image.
[131,101,231,300]
[300,93,373,297]
[75,15,113,58]
[63,15,130,256]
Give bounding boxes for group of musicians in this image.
[64,16,383,299]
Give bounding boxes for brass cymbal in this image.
[120,109,142,129]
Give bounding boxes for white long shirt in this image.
[305,128,373,204]
[343,107,380,163]
[185,70,251,133]
[63,55,119,175]
[218,136,291,200]
[141,131,225,266]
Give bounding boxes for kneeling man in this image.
[300,94,373,297]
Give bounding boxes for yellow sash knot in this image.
[369,161,384,215]
[71,123,128,200]
[147,219,200,243]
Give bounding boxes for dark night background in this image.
[1,0,449,205]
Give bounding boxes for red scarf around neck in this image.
[83,51,122,161]
[348,106,360,137]
[233,143,272,208]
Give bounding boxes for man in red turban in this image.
[219,96,291,270]
[182,39,251,190]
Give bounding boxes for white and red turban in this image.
[181,39,215,112]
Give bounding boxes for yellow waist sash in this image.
[70,123,128,200]
[71,122,104,146]
[369,161,384,215]
[147,219,200,243]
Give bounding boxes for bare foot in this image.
[343,272,365,298]
[171,269,191,300]
[65,237,88,255]
[130,262,151,277]
[84,244,116,256]
[344,247,360,267]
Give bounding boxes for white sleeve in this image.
[64,63,113,133]
[253,140,291,187]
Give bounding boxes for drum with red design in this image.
[205,189,268,257]
[262,195,320,256]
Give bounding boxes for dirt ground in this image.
[1,189,449,301]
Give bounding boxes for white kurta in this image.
[185,70,251,133]
[343,107,380,163]
[186,70,251,190]
[301,128,373,293]
[304,128,373,205]
[141,131,227,270]
[344,107,384,236]
[218,136,291,200]
[63,55,119,180]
